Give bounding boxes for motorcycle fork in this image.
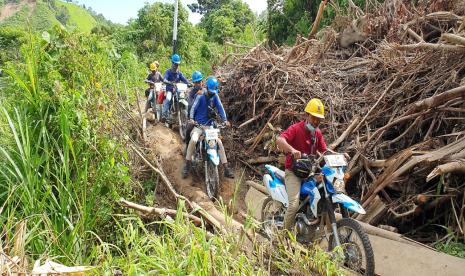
[322,182,341,247]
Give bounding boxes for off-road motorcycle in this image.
[190,117,225,200]
[164,81,189,139]
[261,153,375,275]
[145,80,163,121]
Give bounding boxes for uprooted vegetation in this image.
[219,0,465,248]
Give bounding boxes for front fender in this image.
[179,99,188,107]
[332,193,366,214]
[207,148,220,166]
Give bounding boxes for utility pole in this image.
[172,0,179,54]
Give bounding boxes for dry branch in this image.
[246,180,268,195]
[119,198,203,226]
[217,0,465,243]
[406,85,465,115]
[395,42,465,52]
[441,33,465,46]
[427,159,465,182]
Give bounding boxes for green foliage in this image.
[435,234,465,259]
[95,203,343,275]
[188,0,232,15]
[55,5,70,25]
[267,0,381,45]
[0,26,28,63]
[436,241,465,259]
[0,27,143,264]
[56,0,98,33]
[114,2,223,77]
[200,0,255,44]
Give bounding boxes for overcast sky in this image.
[73,0,267,25]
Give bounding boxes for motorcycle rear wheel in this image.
[328,218,375,276]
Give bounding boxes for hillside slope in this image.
[0,0,98,32]
[56,1,97,33]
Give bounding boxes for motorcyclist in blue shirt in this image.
[184,71,205,145]
[161,54,190,123]
[182,76,234,179]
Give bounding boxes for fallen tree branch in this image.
[403,26,423,42]
[426,159,465,182]
[119,198,203,226]
[248,108,280,153]
[406,85,465,115]
[246,180,268,195]
[395,42,465,52]
[354,77,398,137]
[441,33,465,46]
[329,116,360,150]
[246,156,277,165]
[309,0,328,38]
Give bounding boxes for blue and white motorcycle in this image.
[261,153,375,275]
[191,119,225,200]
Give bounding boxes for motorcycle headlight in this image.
[333,179,346,194]
[179,91,186,99]
[208,140,216,148]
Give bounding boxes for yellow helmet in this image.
[304,98,325,119]
[149,62,158,71]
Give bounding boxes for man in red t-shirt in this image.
[276,98,328,230]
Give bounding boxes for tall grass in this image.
[95,202,342,275]
[0,27,139,264]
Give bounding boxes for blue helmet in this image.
[171,54,181,64]
[206,76,219,94]
[192,71,203,83]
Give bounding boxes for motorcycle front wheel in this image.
[261,197,285,238]
[328,218,375,276]
[205,160,219,200]
[178,108,188,140]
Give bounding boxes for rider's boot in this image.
[223,164,234,178]
[182,160,191,179]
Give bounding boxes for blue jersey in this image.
[190,93,227,125]
[163,68,189,92]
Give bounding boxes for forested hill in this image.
[0,0,113,33]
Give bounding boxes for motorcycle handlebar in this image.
[163,80,192,87]
[192,121,227,129]
[294,152,330,172]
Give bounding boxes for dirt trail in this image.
[142,113,248,226]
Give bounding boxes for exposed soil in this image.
[142,114,249,222]
[0,0,36,22]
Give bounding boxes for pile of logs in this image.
[219,0,465,243]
